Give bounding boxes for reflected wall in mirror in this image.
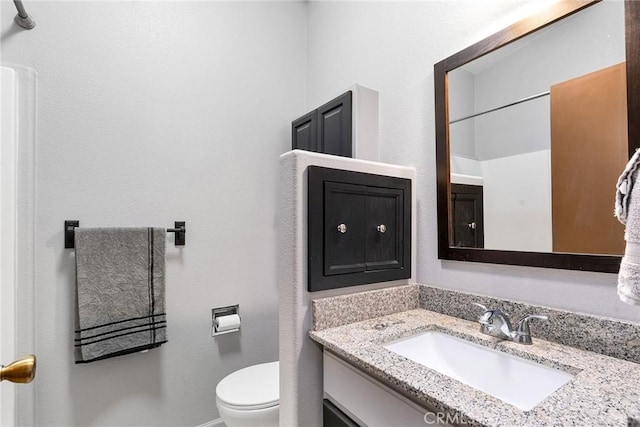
[435,0,640,272]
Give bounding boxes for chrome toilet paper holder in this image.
[212,304,240,337]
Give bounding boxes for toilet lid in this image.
[216,361,279,410]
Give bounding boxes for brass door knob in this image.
[1,354,36,384]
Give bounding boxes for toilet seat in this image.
[216,361,279,411]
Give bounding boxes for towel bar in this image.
[64,220,186,248]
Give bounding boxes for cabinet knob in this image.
[337,224,347,233]
[377,224,387,233]
[468,222,476,230]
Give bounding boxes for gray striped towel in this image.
[616,150,640,306]
[74,228,168,363]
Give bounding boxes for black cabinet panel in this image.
[318,93,352,157]
[308,166,411,292]
[365,187,402,271]
[292,91,352,157]
[451,184,484,248]
[292,110,318,152]
[324,182,367,276]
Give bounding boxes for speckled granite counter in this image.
[310,308,640,426]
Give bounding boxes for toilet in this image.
[215,361,279,427]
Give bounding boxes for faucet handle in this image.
[514,314,548,344]
[470,302,493,335]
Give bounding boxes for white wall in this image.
[450,155,481,178]
[306,1,640,323]
[1,2,306,426]
[473,96,550,161]
[451,149,552,252]
[448,68,475,159]
[483,150,552,252]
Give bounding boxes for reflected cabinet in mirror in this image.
[435,0,640,272]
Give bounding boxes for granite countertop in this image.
[309,308,640,426]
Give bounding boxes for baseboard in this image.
[195,418,225,427]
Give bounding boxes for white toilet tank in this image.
[215,361,279,427]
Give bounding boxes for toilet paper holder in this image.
[212,304,241,337]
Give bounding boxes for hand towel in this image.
[74,228,168,363]
[615,149,640,224]
[616,151,640,305]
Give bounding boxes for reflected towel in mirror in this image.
[615,149,640,224]
[616,151,640,305]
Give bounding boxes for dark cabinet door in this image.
[292,91,352,157]
[365,187,403,271]
[324,182,367,276]
[308,166,411,292]
[451,184,484,248]
[318,92,352,157]
[292,110,317,152]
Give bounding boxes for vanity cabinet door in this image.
[292,91,352,157]
[308,166,411,292]
[324,351,439,427]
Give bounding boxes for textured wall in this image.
[278,150,416,427]
[305,1,640,323]
[0,2,306,425]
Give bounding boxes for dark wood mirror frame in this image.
[435,0,640,273]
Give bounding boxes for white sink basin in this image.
[384,331,574,411]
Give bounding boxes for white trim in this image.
[0,65,19,427]
[195,418,225,427]
[0,63,37,427]
[450,173,484,186]
[350,84,379,162]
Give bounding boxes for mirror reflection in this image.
[447,1,627,255]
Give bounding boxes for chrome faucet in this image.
[471,303,548,345]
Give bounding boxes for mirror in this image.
[435,0,640,273]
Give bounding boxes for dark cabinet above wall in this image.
[291,85,380,161]
[293,91,353,157]
[308,166,411,292]
[291,110,318,152]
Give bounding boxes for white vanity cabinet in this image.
[323,351,452,427]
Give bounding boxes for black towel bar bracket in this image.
[65,220,79,248]
[64,220,186,248]
[168,221,186,246]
